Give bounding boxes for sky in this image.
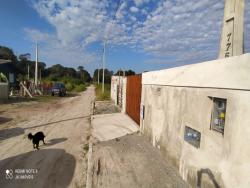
[0,0,249,75]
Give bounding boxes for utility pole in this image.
[40,68,42,83]
[101,0,121,93]
[97,69,100,84]
[27,65,30,80]
[102,42,106,93]
[35,42,38,87]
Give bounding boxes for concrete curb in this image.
[86,141,93,188]
[86,102,95,188]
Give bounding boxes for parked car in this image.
[51,82,66,96]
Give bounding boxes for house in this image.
[0,59,19,88]
[140,53,250,188]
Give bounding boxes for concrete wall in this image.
[140,54,250,188]
[111,76,118,104]
[0,82,9,99]
[111,76,127,113]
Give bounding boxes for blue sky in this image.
[0,0,249,75]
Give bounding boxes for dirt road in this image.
[0,86,95,188]
[91,134,188,188]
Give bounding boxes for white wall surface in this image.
[141,54,250,188]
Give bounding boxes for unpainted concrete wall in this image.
[0,83,8,99]
[140,54,250,188]
[111,76,127,113]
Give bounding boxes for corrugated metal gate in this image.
[126,74,142,125]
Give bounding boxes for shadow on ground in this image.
[0,149,75,188]
[26,115,90,130]
[197,168,221,188]
[0,97,37,104]
[0,115,89,142]
[44,138,68,147]
[0,127,24,141]
[0,117,13,125]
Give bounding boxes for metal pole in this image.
[40,68,41,83]
[101,0,120,93]
[35,42,38,87]
[97,69,100,84]
[28,65,30,80]
[102,42,106,93]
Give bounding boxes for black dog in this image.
[28,132,46,150]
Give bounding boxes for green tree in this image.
[77,66,84,81]
[93,69,113,84]
[115,69,136,76]
[19,53,31,61]
[0,46,17,62]
[126,69,136,76]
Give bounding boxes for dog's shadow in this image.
[43,138,68,147]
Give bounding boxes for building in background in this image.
[0,59,19,88]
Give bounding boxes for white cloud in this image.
[24,28,97,68]
[134,0,150,7]
[26,0,250,71]
[130,6,139,13]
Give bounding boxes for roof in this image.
[142,53,250,91]
[0,59,11,64]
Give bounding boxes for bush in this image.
[95,84,110,101]
[42,76,89,93]
[74,84,86,92]
[0,72,8,82]
[65,82,74,91]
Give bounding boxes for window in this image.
[184,126,201,148]
[210,97,227,134]
[9,73,14,83]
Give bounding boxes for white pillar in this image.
[102,42,106,93]
[219,0,245,58]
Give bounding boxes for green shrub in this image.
[0,72,8,82]
[65,82,74,91]
[74,84,86,92]
[95,84,111,101]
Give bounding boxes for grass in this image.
[73,84,87,92]
[83,143,89,152]
[42,76,89,93]
[95,84,111,101]
[33,95,61,102]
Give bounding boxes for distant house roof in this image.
[0,59,11,64]
[0,60,19,74]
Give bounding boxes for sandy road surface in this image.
[0,86,95,188]
[91,134,188,188]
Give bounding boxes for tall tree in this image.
[115,69,136,76]
[93,69,113,83]
[19,53,31,61]
[0,46,17,62]
[77,66,84,81]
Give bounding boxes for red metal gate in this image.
[126,74,142,125]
